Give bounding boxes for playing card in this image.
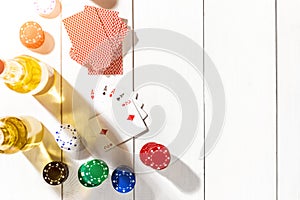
[87,10,127,75]
[88,113,122,152]
[91,6,121,40]
[87,46,123,75]
[63,5,128,75]
[93,75,120,114]
[88,72,148,151]
[63,6,107,50]
[88,94,147,151]
[131,93,149,121]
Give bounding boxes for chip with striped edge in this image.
[139,142,157,166]
[55,124,80,152]
[19,21,45,49]
[78,159,109,188]
[148,143,171,170]
[139,142,171,170]
[111,165,136,193]
[43,161,69,186]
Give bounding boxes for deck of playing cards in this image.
[63,5,128,75]
[88,75,149,152]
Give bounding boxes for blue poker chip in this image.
[55,124,80,152]
[111,166,136,193]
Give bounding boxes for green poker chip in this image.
[78,159,109,187]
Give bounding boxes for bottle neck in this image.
[0,59,25,84]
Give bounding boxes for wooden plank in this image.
[134,0,204,199]
[61,0,134,199]
[204,0,277,199]
[0,0,62,199]
[278,0,300,199]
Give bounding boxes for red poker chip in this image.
[139,142,157,166]
[148,144,171,170]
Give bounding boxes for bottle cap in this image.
[19,21,45,49]
[43,161,69,185]
[0,60,4,74]
[78,159,109,187]
[111,165,136,193]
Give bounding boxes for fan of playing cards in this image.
[63,5,128,75]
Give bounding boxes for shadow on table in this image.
[29,32,147,197]
[23,126,61,169]
[30,32,55,55]
[22,126,62,194]
[134,176,156,200]
[136,106,201,193]
[34,69,61,121]
[62,142,143,200]
[159,155,201,193]
[135,154,201,197]
[32,67,136,188]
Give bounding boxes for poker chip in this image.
[139,142,171,170]
[19,21,45,49]
[43,161,69,185]
[33,0,57,17]
[55,124,80,152]
[78,159,109,187]
[139,142,157,166]
[148,144,171,170]
[111,165,136,193]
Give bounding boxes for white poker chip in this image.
[55,124,80,152]
[33,0,57,16]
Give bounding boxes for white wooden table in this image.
[0,0,299,199]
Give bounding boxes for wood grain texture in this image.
[0,0,62,199]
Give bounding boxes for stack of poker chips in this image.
[111,165,136,193]
[43,161,69,186]
[19,21,45,49]
[139,142,171,170]
[55,124,81,152]
[78,159,109,187]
